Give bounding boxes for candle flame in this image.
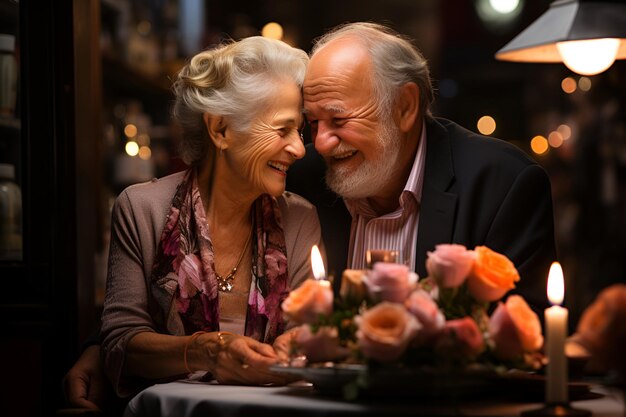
[311,245,326,280]
[547,262,564,305]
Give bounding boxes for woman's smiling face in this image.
[223,80,305,198]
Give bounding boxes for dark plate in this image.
[270,364,593,402]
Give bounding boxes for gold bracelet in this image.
[183,331,207,374]
[208,331,234,359]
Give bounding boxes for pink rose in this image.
[281,279,333,324]
[467,246,520,302]
[363,263,418,303]
[295,325,351,363]
[405,289,445,344]
[356,302,421,362]
[437,317,485,358]
[426,244,475,288]
[489,295,543,360]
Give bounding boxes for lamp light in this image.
[495,0,626,75]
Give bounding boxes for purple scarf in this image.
[149,169,289,342]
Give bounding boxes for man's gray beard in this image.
[325,121,401,199]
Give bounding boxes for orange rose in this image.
[489,295,543,360]
[281,279,333,324]
[356,302,421,362]
[571,284,626,374]
[467,246,520,302]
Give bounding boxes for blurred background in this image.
[1,0,625,415]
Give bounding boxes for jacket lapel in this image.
[415,118,457,277]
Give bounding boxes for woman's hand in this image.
[273,327,301,364]
[207,334,292,385]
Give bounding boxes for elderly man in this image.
[287,22,556,311]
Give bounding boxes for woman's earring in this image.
[300,132,304,142]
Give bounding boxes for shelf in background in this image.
[102,52,173,99]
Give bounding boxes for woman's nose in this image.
[286,133,306,160]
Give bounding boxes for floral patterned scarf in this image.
[148,169,289,343]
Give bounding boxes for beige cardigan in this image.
[100,171,323,396]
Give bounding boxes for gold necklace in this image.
[216,228,253,292]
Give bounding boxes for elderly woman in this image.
[100,36,321,397]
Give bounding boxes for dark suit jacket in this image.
[287,117,556,311]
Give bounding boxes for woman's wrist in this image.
[185,331,234,373]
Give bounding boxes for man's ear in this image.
[203,112,229,150]
[395,82,420,133]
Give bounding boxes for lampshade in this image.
[495,0,626,75]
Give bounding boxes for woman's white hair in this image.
[311,22,433,120]
[172,36,309,166]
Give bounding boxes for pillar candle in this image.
[545,262,568,404]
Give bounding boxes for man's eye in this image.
[333,118,346,126]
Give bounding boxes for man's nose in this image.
[313,122,340,156]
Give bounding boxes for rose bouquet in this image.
[280,244,544,385]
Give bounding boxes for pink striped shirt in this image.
[344,123,427,271]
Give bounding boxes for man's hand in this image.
[62,345,107,409]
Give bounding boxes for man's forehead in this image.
[302,104,347,115]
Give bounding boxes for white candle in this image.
[545,262,568,404]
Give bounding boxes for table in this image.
[124,379,624,417]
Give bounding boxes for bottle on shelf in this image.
[0,34,18,117]
[0,163,22,261]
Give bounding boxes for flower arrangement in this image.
[280,244,544,378]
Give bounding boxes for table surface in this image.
[124,379,625,417]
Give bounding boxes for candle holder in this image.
[521,403,591,416]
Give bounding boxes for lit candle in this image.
[310,245,328,282]
[545,262,568,404]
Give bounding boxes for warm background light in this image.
[561,77,576,94]
[124,123,138,138]
[531,135,549,155]
[578,76,591,92]
[547,262,565,305]
[138,146,152,160]
[311,245,326,280]
[557,38,620,76]
[261,22,283,40]
[125,141,139,156]
[557,124,571,140]
[477,115,496,135]
[548,131,564,148]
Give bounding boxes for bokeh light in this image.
[262,22,283,40]
[557,124,572,140]
[138,146,152,160]
[125,141,139,156]
[548,131,564,148]
[477,115,496,135]
[124,124,138,138]
[578,76,592,92]
[561,77,577,94]
[531,135,549,155]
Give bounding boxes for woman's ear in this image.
[395,82,420,133]
[203,113,229,150]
